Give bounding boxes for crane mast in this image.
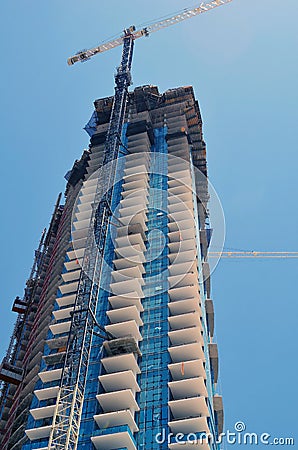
[48,31,134,449]
[50,1,232,448]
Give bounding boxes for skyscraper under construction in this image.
[0,84,223,450]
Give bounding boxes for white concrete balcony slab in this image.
[168,191,193,205]
[168,416,210,435]
[38,368,62,383]
[168,327,203,346]
[101,353,140,375]
[64,259,83,271]
[125,152,150,166]
[168,168,191,180]
[119,206,147,221]
[94,409,138,432]
[168,249,197,266]
[168,273,198,290]
[99,370,140,393]
[25,426,51,441]
[59,281,79,295]
[168,239,196,255]
[67,248,85,261]
[168,285,199,302]
[168,359,206,381]
[30,404,55,420]
[113,255,145,270]
[122,179,148,192]
[117,213,147,228]
[34,386,59,401]
[169,377,208,400]
[168,185,192,197]
[53,306,73,321]
[120,193,148,209]
[69,237,87,252]
[73,217,90,231]
[168,218,194,232]
[91,429,136,450]
[169,342,205,364]
[107,305,143,326]
[169,396,209,420]
[74,210,92,222]
[169,312,202,330]
[115,235,146,252]
[168,261,197,277]
[105,320,142,341]
[124,164,148,177]
[49,320,71,336]
[111,267,144,285]
[168,201,193,215]
[78,192,96,204]
[61,269,81,283]
[80,184,97,196]
[96,389,140,413]
[56,293,76,308]
[108,294,144,312]
[168,231,196,245]
[71,227,89,241]
[77,201,93,213]
[168,298,201,316]
[110,279,144,298]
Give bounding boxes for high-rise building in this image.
[0,85,223,450]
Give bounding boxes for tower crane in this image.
[208,251,298,259]
[49,1,233,448]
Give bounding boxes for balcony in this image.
[108,294,144,312]
[168,327,203,346]
[58,281,79,295]
[168,273,198,290]
[91,424,137,450]
[94,409,138,432]
[168,285,199,302]
[169,342,205,363]
[25,426,51,441]
[168,238,197,255]
[115,235,146,253]
[168,359,206,381]
[101,353,140,375]
[111,266,145,284]
[169,416,210,435]
[114,244,145,261]
[56,293,76,308]
[168,248,197,264]
[168,261,197,277]
[96,389,140,413]
[105,320,142,341]
[61,269,81,284]
[169,377,208,400]
[30,405,55,420]
[110,279,144,298]
[99,370,140,393]
[107,306,143,326]
[169,312,202,330]
[168,298,201,316]
[34,386,59,401]
[64,259,83,271]
[113,255,145,271]
[122,178,148,192]
[38,368,62,383]
[71,227,89,241]
[169,396,209,420]
[53,306,73,321]
[66,247,85,261]
[49,320,71,336]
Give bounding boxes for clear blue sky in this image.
[1,0,297,446]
